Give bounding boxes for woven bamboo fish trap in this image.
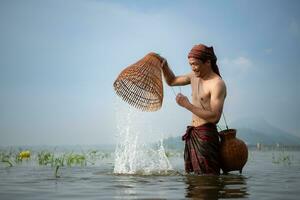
[113,52,164,112]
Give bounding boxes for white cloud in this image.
[232,56,252,69]
[219,56,253,76]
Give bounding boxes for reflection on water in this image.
[185,174,248,199]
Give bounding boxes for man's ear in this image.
[205,59,211,65]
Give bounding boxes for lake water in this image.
[0,147,299,200]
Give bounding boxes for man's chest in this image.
[191,78,211,104]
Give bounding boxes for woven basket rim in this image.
[147,52,163,62]
[219,129,236,135]
[113,52,164,112]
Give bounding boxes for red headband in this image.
[188,44,221,77]
[188,44,217,60]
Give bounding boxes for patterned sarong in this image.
[182,123,220,175]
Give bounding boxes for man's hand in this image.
[159,55,191,86]
[176,93,191,108]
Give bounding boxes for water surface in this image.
[0,149,299,199]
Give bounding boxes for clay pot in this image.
[113,52,164,112]
[219,129,248,174]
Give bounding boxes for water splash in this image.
[113,100,173,175]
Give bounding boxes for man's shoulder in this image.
[210,76,225,87]
[210,76,226,95]
[187,72,195,79]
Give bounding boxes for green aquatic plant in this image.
[65,153,86,167]
[0,152,14,167]
[54,155,65,178]
[2,148,112,178]
[37,151,90,177]
[86,150,111,163]
[272,151,292,165]
[87,150,99,164]
[37,151,63,177]
[38,151,54,166]
[14,153,23,163]
[0,149,26,167]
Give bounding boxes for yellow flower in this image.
[19,151,31,159]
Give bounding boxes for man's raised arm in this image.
[161,58,191,86]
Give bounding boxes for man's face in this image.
[188,57,205,77]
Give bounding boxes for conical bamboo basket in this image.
[113,52,164,112]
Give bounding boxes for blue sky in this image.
[0,0,299,145]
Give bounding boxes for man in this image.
[161,44,226,175]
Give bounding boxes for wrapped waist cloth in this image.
[182,123,220,175]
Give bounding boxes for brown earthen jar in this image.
[219,129,248,174]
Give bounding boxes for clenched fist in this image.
[176,93,191,108]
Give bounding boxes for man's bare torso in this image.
[190,73,223,126]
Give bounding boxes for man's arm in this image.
[161,59,191,86]
[176,80,226,123]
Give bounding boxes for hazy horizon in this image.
[1,0,300,146]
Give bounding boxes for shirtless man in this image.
[161,44,226,175]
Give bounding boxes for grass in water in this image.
[38,151,88,177]
[0,149,31,167]
[272,151,293,165]
[0,152,14,167]
[0,149,110,178]
[36,150,108,178]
